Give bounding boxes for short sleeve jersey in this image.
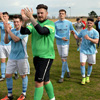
[8,29,28,60]
[27,19,55,59]
[78,28,99,54]
[0,21,14,45]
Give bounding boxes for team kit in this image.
[0,4,99,100]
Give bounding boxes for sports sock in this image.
[44,81,55,100]
[80,65,85,77]
[61,61,66,78]
[22,76,28,96]
[6,77,13,94]
[34,86,44,100]
[65,61,69,72]
[1,62,6,78]
[87,65,92,77]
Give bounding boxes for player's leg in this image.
[6,45,18,80]
[14,71,19,80]
[34,57,55,100]
[86,54,96,83]
[1,59,16,100]
[86,63,92,83]
[57,45,65,82]
[1,74,13,100]
[0,45,11,81]
[17,59,29,100]
[0,45,7,81]
[6,74,13,99]
[59,59,66,82]
[80,62,86,84]
[33,57,47,100]
[34,81,44,100]
[17,75,28,100]
[44,81,55,100]
[76,40,80,51]
[62,45,70,78]
[0,58,6,81]
[80,53,87,84]
[44,59,55,100]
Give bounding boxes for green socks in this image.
[34,82,55,100]
[34,86,43,100]
[44,81,55,99]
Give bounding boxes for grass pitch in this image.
[0,23,100,100]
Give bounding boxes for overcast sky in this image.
[0,0,100,17]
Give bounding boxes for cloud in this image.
[0,0,100,17]
[11,1,21,6]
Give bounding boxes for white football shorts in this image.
[0,45,11,58]
[57,45,69,59]
[80,53,96,64]
[6,59,30,75]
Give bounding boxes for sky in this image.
[0,0,100,18]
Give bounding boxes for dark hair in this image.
[13,15,22,21]
[3,12,9,15]
[36,4,48,10]
[87,17,94,22]
[80,17,83,18]
[59,9,66,14]
[76,18,80,21]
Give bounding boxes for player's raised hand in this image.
[21,9,29,22]
[4,22,11,33]
[24,7,33,19]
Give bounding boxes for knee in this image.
[88,63,92,66]
[81,63,85,66]
[1,58,6,63]
[44,80,50,85]
[62,58,67,62]
[21,75,27,78]
[5,74,12,78]
[35,81,44,87]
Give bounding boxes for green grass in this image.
[0,32,100,100]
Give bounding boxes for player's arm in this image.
[81,22,85,27]
[71,30,80,40]
[22,8,50,35]
[4,23,10,44]
[4,31,10,44]
[70,22,79,39]
[4,23,20,42]
[8,31,20,42]
[55,30,68,41]
[84,35,99,44]
[20,26,31,35]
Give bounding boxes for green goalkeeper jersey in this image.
[27,19,55,59]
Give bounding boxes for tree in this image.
[88,11,98,18]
